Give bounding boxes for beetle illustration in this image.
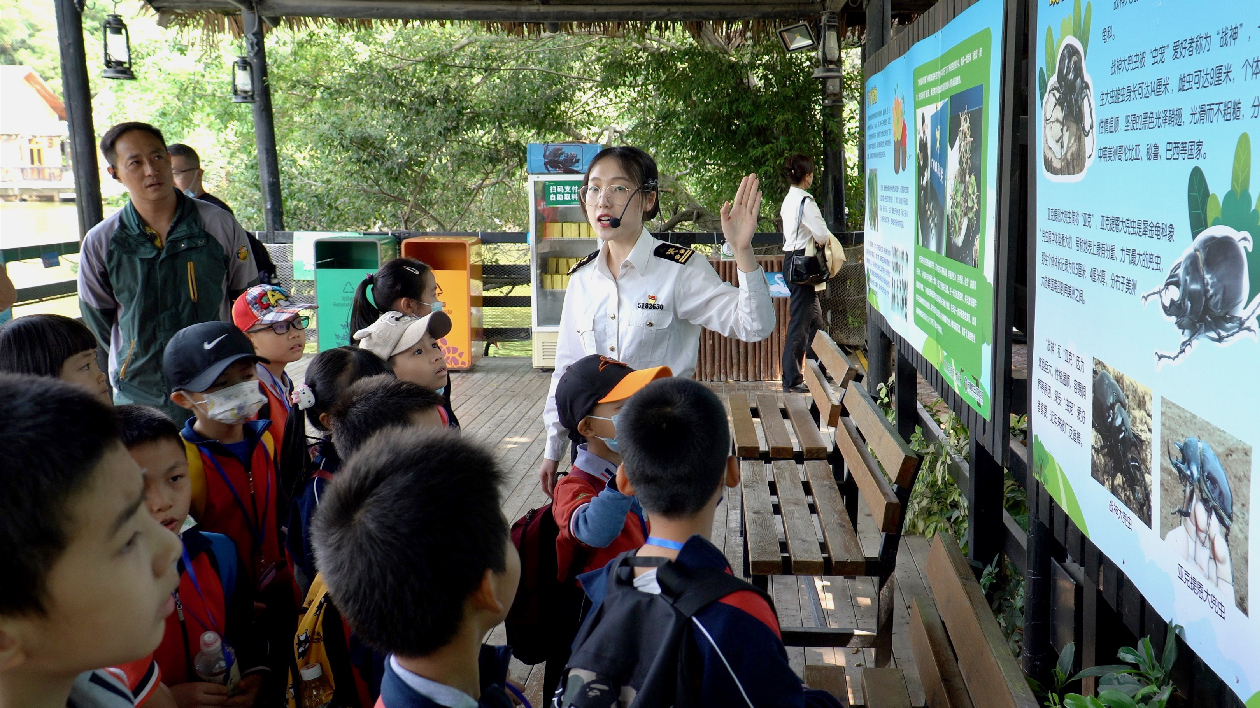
[1092,370,1142,476]
[543,146,582,173]
[1141,225,1260,362]
[1056,42,1090,130]
[1169,436,1234,536]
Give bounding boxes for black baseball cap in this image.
[163,321,266,393]
[556,354,671,443]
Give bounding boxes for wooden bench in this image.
[907,533,1039,708]
[733,377,922,686]
[803,330,862,427]
[728,392,829,461]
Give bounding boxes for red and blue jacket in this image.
[180,419,286,589]
[577,535,833,708]
[155,527,263,685]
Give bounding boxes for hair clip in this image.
[403,266,420,275]
[366,273,375,283]
[292,383,317,411]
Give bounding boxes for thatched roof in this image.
[145,0,933,37]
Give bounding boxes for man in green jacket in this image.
[79,122,258,422]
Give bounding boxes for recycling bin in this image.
[313,234,398,351]
[400,236,483,370]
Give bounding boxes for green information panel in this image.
[543,181,581,206]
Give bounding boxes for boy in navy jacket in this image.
[311,429,521,708]
[562,378,840,708]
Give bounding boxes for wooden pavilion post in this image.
[242,5,285,234]
[53,0,104,237]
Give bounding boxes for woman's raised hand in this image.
[721,173,763,272]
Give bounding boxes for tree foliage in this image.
[3,8,867,233]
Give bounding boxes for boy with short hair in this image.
[116,404,264,708]
[233,284,316,452]
[311,429,520,708]
[560,378,839,708]
[0,374,182,708]
[327,375,448,459]
[164,320,296,698]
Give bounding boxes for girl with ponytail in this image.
[349,257,459,426]
[281,346,391,592]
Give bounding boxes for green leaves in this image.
[1046,26,1057,78]
[1187,166,1210,237]
[1081,2,1092,56]
[1232,132,1251,195]
[1072,0,1084,43]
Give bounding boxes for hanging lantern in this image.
[820,12,841,64]
[101,14,135,80]
[811,11,843,105]
[231,56,255,103]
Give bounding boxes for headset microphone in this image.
[607,195,636,229]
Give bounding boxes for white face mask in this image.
[195,380,267,424]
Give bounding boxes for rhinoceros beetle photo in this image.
[1092,370,1143,477]
[1142,226,1260,362]
[1055,42,1090,133]
[1169,436,1234,536]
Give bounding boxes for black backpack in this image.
[553,552,774,708]
[505,487,592,665]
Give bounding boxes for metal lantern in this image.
[778,22,816,53]
[231,56,255,103]
[101,14,135,80]
[817,12,841,65]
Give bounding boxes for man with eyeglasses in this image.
[79,122,258,424]
[169,142,278,284]
[234,284,317,451]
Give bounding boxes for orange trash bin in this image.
[399,236,483,370]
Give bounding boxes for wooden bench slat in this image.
[804,358,843,427]
[804,665,849,706]
[803,461,865,575]
[784,395,828,459]
[834,416,901,533]
[909,595,975,708]
[728,392,761,459]
[844,382,920,487]
[861,667,912,708]
[771,461,824,575]
[741,460,781,576]
[812,330,859,388]
[756,394,795,459]
[926,534,1039,708]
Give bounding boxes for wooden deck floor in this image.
[289,355,935,707]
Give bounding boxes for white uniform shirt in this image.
[543,229,777,461]
[780,186,833,252]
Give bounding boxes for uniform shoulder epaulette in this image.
[568,250,599,275]
[653,242,695,265]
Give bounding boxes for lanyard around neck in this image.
[198,444,270,555]
[177,543,221,635]
[645,536,686,551]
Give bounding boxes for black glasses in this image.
[250,315,309,335]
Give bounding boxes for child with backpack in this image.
[233,284,316,456]
[0,374,181,708]
[116,404,265,707]
[310,429,523,708]
[164,321,298,703]
[525,355,669,697]
[279,347,392,593]
[556,378,843,708]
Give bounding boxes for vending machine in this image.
[527,143,601,368]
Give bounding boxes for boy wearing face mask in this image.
[545,355,670,697]
[164,321,298,703]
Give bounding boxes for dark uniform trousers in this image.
[782,253,826,388]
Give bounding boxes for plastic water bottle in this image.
[299,664,335,708]
[193,631,241,694]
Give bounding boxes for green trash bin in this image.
[314,235,399,351]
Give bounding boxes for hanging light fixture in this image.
[101,13,135,80]
[778,22,817,53]
[812,12,844,105]
[231,56,255,103]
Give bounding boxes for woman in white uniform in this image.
[538,146,777,496]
